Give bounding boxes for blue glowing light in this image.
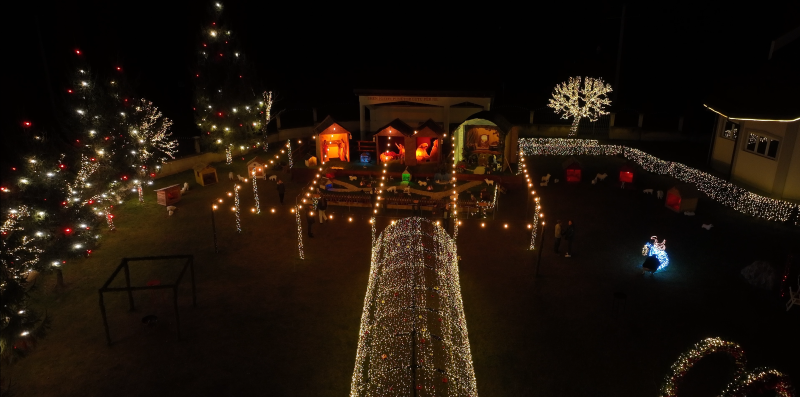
[643,240,670,271]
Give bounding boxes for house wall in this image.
[731,120,788,194]
[370,107,440,130]
[779,121,800,200]
[710,115,735,173]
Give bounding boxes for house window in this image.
[721,121,739,140]
[744,131,780,159]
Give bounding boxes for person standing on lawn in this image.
[317,197,328,223]
[563,220,575,257]
[306,208,316,238]
[554,220,563,253]
[277,179,285,204]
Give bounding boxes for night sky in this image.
[4,1,799,156]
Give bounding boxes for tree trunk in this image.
[570,117,581,136]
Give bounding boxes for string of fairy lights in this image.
[518,156,544,250]
[518,138,799,225]
[350,217,478,396]
[251,171,260,214]
[660,337,794,397]
[233,184,241,233]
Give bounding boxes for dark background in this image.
[4,1,799,159]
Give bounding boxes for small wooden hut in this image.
[412,119,445,165]
[619,163,635,184]
[374,119,415,165]
[193,163,218,186]
[154,184,181,206]
[665,184,700,213]
[247,156,267,179]
[314,116,351,164]
[562,157,582,183]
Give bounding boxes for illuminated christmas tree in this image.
[548,76,612,136]
[193,2,267,161]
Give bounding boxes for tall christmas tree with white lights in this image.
[548,76,613,136]
[193,2,266,162]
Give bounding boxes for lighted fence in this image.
[518,138,799,225]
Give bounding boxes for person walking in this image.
[277,179,285,204]
[563,220,575,257]
[317,197,328,223]
[306,208,316,238]
[554,220,563,253]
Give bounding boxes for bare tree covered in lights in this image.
[193,1,269,158]
[548,76,613,136]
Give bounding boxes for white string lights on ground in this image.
[350,217,478,396]
[518,138,799,225]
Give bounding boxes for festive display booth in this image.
[247,156,267,179]
[193,163,218,186]
[374,119,415,165]
[154,184,181,206]
[562,157,582,183]
[619,163,635,183]
[452,111,517,171]
[665,184,699,213]
[314,115,351,164]
[412,119,445,165]
[350,218,478,396]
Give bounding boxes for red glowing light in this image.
[64,228,72,233]
[150,173,156,177]
[203,43,207,47]
[124,98,128,102]
[122,176,128,180]
[239,75,242,78]
[67,89,73,93]
[217,112,223,116]
[75,49,81,55]
[59,164,65,169]
[23,121,31,127]
[219,53,223,57]
[90,158,96,162]
[195,74,199,77]
[61,201,67,206]
[116,66,121,71]
[88,200,94,204]
[109,214,115,219]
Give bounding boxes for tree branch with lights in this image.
[548,76,612,136]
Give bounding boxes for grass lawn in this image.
[4,154,798,396]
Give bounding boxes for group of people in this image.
[553,220,575,257]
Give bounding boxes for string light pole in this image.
[211,204,219,253]
[251,171,260,214]
[296,203,304,259]
[225,145,233,165]
[262,91,273,151]
[234,184,241,233]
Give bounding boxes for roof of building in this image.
[704,57,800,121]
[313,115,350,135]
[669,184,700,198]
[247,156,264,165]
[192,163,212,172]
[374,118,416,136]
[417,119,445,134]
[562,157,582,169]
[354,89,494,98]
[465,111,513,132]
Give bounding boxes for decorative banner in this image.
[350,217,478,396]
[518,138,799,225]
[660,337,794,397]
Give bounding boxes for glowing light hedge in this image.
[518,138,799,225]
[351,217,478,396]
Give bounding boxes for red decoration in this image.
[22,121,31,127]
[115,66,121,71]
[64,228,72,234]
[75,49,81,54]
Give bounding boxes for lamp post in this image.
[211,204,218,253]
[535,219,545,277]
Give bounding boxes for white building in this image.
[707,105,800,200]
[354,89,493,140]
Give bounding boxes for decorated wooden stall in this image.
[314,115,351,164]
[411,119,445,165]
[562,157,582,183]
[247,156,267,179]
[619,163,635,183]
[193,163,218,186]
[452,111,517,171]
[665,184,700,213]
[154,184,181,206]
[373,119,414,165]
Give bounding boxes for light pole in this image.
[535,219,545,277]
[211,204,218,253]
